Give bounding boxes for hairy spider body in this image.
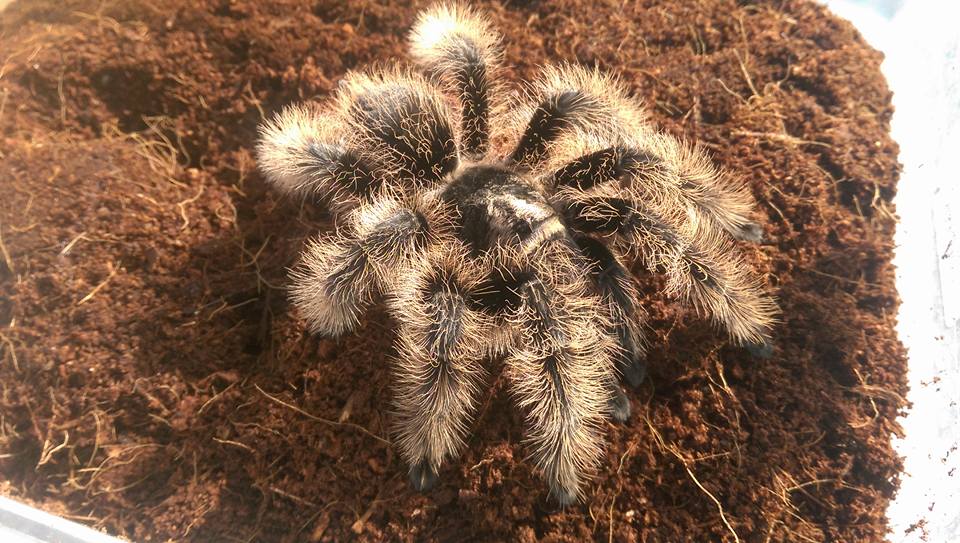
[443,166,564,253]
[258,3,778,504]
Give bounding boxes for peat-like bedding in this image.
[0,0,906,541]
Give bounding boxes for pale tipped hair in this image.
[387,238,487,355]
[290,194,454,337]
[409,2,505,161]
[289,232,375,337]
[332,66,460,187]
[645,132,760,241]
[347,193,456,277]
[552,178,776,345]
[409,3,501,70]
[608,199,776,345]
[501,63,651,161]
[257,1,780,504]
[501,239,618,503]
[257,103,362,212]
[664,216,778,346]
[388,240,489,472]
[545,127,761,241]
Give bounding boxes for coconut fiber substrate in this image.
[0,0,907,541]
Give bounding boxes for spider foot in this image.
[609,387,632,423]
[746,340,774,359]
[313,330,345,342]
[408,460,439,493]
[550,486,579,508]
[733,221,765,243]
[618,353,647,388]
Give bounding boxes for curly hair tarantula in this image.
[257,3,778,504]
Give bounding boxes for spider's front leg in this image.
[550,133,764,243]
[260,65,463,208]
[290,198,439,337]
[257,104,381,216]
[505,64,649,172]
[336,70,459,191]
[409,3,502,161]
[488,242,617,505]
[387,244,487,492]
[508,65,764,242]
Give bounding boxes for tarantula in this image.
[257,3,777,504]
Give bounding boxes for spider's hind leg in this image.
[573,235,649,390]
[494,242,617,505]
[388,243,487,492]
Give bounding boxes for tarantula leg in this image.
[289,236,372,337]
[678,234,778,352]
[498,244,616,505]
[560,195,777,348]
[573,235,648,389]
[550,138,763,242]
[507,64,648,171]
[257,103,380,213]
[608,386,631,423]
[746,341,775,358]
[410,4,502,161]
[508,89,600,171]
[388,246,486,492]
[551,146,652,192]
[649,134,763,242]
[290,202,432,337]
[408,460,440,492]
[336,70,459,189]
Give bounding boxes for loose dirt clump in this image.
[0,0,906,541]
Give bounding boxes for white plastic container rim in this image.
[0,496,127,543]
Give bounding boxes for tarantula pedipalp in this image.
[257,3,778,504]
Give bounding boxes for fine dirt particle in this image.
[0,0,906,541]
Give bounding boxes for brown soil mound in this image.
[0,0,906,541]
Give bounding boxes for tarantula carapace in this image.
[257,3,778,504]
